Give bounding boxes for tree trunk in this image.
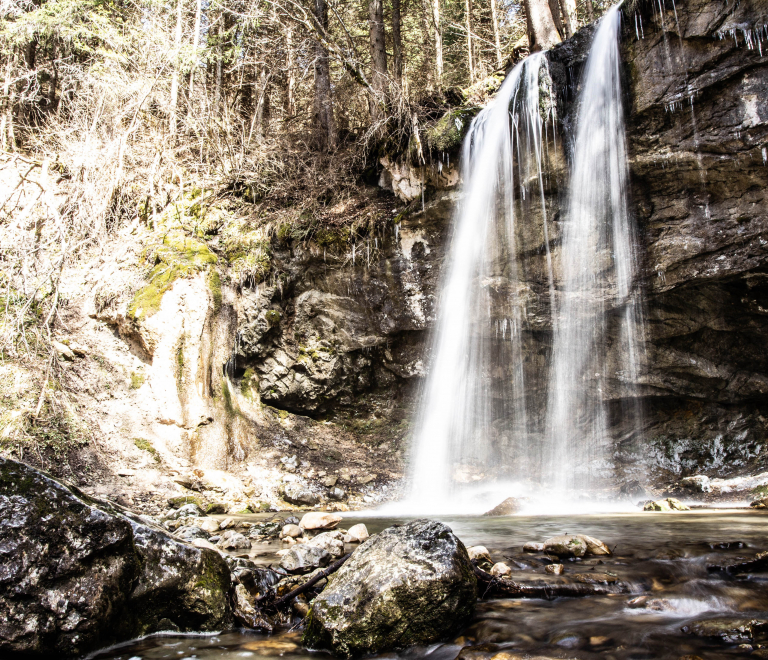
[169,0,184,137]
[214,22,223,113]
[286,27,296,116]
[368,0,388,124]
[490,0,503,68]
[465,0,474,83]
[562,0,577,36]
[585,0,594,21]
[188,0,202,103]
[432,0,443,83]
[522,0,562,51]
[392,0,403,83]
[548,0,566,39]
[312,0,336,150]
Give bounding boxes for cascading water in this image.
[403,4,645,514]
[404,54,556,513]
[545,4,646,492]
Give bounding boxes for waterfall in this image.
[545,4,645,492]
[405,54,554,513]
[402,4,644,514]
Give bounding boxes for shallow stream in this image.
[92,510,768,660]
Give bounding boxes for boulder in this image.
[282,483,320,506]
[523,541,545,553]
[643,498,690,512]
[329,487,346,501]
[175,525,208,542]
[306,531,345,558]
[541,535,611,558]
[303,519,477,657]
[467,545,493,564]
[483,497,520,516]
[490,562,512,577]
[300,512,342,530]
[542,535,587,558]
[281,523,302,538]
[165,503,203,520]
[680,475,711,493]
[546,564,564,575]
[280,545,332,573]
[200,518,220,534]
[0,458,231,658]
[682,618,768,644]
[345,523,369,543]
[217,531,251,550]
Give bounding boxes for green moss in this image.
[169,494,205,509]
[265,309,281,326]
[752,485,768,498]
[128,233,217,321]
[314,226,351,251]
[130,371,145,389]
[207,269,222,312]
[134,437,160,462]
[426,106,482,152]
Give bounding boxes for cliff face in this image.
[49,0,767,502]
[221,0,768,489]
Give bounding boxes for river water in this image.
[91,509,768,660]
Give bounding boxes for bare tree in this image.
[490,0,503,68]
[393,0,403,82]
[368,0,388,124]
[432,0,444,83]
[465,0,474,83]
[312,0,336,149]
[523,0,562,50]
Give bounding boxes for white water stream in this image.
[403,5,646,514]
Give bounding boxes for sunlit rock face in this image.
[0,458,232,657]
[136,0,768,489]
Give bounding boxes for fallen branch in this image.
[472,564,626,600]
[261,552,351,610]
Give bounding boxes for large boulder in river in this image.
[303,519,477,657]
[0,458,231,658]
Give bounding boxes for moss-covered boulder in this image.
[0,458,232,658]
[426,106,481,153]
[302,519,477,657]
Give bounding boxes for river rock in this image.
[281,523,302,538]
[199,518,220,534]
[523,541,546,552]
[546,563,564,575]
[175,525,208,541]
[165,502,203,520]
[542,535,588,558]
[282,483,320,506]
[491,562,512,577]
[217,530,252,550]
[329,487,346,501]
[680,475,711,493]
[280,545,332,573]
[0,458,231,657]
[483,497,520,516]
[682,617,768,644]
[467,545,493,563]
[306,531,345,558]
[303,519,477,657]
[644,498,690,512]
[542,534,611,558]
[300,512,342,530]
[345,523,369,543]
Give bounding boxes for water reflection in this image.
[92,510,768,660]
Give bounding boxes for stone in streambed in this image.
[542,534,611,558]
[681,617,768,644]
[306,530,345,558]
[281,523,302,538]
[282,483,320,506]
[303,519,477,657]
[546,563,564,575]
[644,498,690,512]
[300,511,342,530]
[467,545,493,564]
[483,497,520,516]
[523,541,546,552]
[280,545,332,573]
[0,457,231,658]
[491,562,512,577]
[344,523,369,543]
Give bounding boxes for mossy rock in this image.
[168,495,205,510]
[426,106,482,153]
[204,502,227,515]
[128,233,217,321]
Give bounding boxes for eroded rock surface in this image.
[0,458,231,657]
[303,519,477,657]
